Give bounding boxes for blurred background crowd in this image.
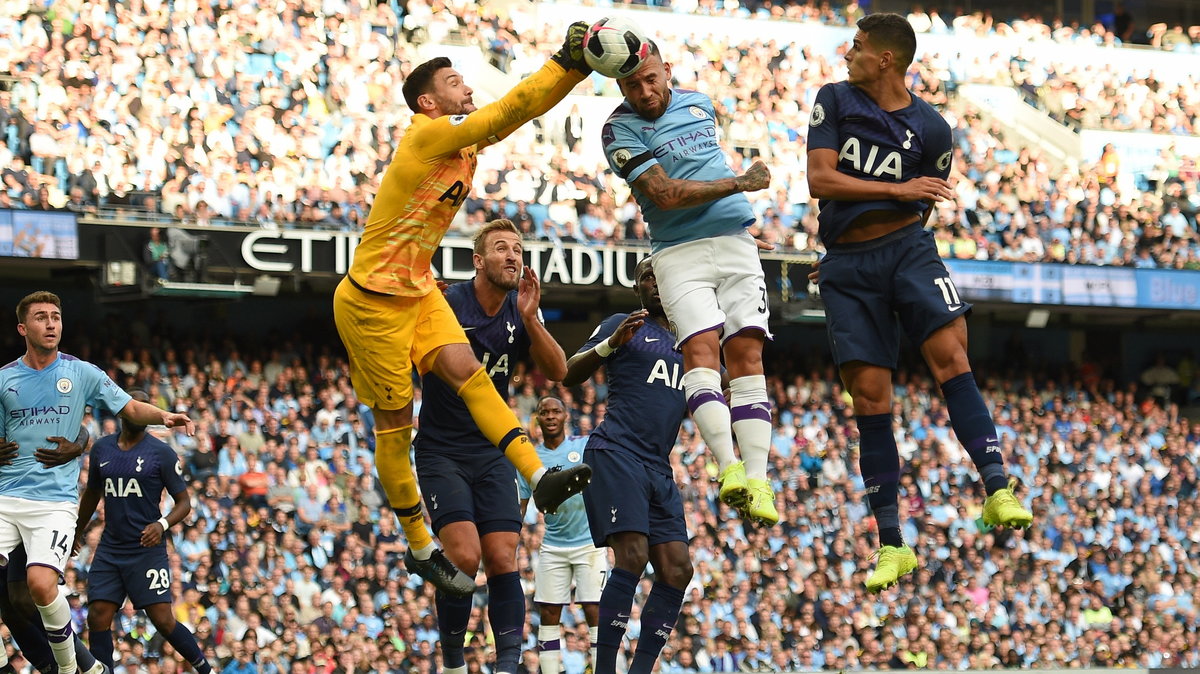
[8,312,1193,674]
[1,0,1199,267]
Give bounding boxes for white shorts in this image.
[652,231,773,347]
[534,544,608,605]
[0,495,78,573]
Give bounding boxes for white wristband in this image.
[594,339,616,358]
[157,517,170,532]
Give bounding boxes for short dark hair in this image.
[857,13,917,70]
[16,290,61,323]
[635,255,654,280]
[402,57,452,112]
[472,219,521,255]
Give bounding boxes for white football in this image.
[583,16,652,79]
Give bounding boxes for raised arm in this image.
[630,161,771,211]
[563,312,647,387]
[119,399,195,435]
[411,24,592,159]
[518,267,568,382]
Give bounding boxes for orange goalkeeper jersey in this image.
[348,61,585,297]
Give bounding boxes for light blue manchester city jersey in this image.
[518,435,592,548]
[601,89,756,252]
[0,354,132,502]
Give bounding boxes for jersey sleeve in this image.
[601,116,656,184]
[409,62,585,161]
[85,363,133,415]
[516,472,532,500]
[576,314,627,355]
[920,110,954,180]
[160,443,188,494]
[806,84,841,152]
[87,449,104,490]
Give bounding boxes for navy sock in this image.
[166,623,212,674]
[857,413,903,547]
[595,568,639,674]
[487,572,525,673]
[0,583,55,672]
[436,590,473,668]
[89,629,114,670]
[75,634,98,671]
[628,583,685,674]
[941,372,1008,494]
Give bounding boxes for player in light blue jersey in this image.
[517,397,605,674]
[0,291,193,674]
[601,41,778,526]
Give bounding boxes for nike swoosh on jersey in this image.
[644,337,660,342]
[463,326,478,331]
[99,461,111,467]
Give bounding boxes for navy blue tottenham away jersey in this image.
[580,315,687,476]
[417,281,531,456]
[808,82,953,245]
[88,433,187,550]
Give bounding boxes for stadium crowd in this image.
[0,315,1190,673]
[2,0,1199,269]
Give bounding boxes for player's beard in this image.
[485,264,520,291]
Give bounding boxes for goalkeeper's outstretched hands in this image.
[551,21,593,74]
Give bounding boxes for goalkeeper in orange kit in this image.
[333,24,594,596]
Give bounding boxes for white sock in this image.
[37,593,77,674]
[443,666,467,674]
[730,374,772,480]
[538,624,562,674]
[589,625,599,668]
[682,367,737,470]
[410,540,435,561]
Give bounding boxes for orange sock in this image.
[374,426,433,552]
[456,367,544,481]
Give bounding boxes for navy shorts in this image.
[88,546,172,608]
[819,225,971,369]
[582,447,688,548]
[1,545,26,582]
[415,450,521,536]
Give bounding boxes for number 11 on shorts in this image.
[933,277,963,310]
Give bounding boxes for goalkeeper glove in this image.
[550,21,593,74]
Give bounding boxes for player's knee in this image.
[432,343,482,389]
[149,612,177,634]
[610,541,649,572]
[87,610,111,631]
[660,558,693,589]
[374,404,414,431]
[446,548,482,576]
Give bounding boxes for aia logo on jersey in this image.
[105,477,144,498]
[646,359,684,390]
[838,137,902,180]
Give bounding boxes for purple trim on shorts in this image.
[677,322,724,348]
[687,389,725,414]
[26,562,64,574]
[731,402,772,424]
[720,325,772,345]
